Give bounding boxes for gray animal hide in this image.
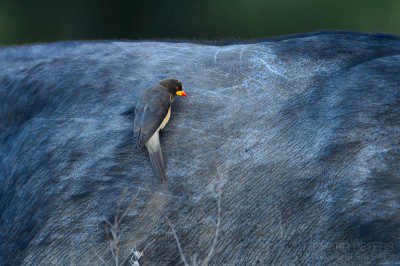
[0,31,399,265]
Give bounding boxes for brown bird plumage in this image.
[133,78,187,181]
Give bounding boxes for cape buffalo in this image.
[1,31,399,265]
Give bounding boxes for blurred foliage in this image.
[0,0,399,45]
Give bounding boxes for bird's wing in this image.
[133,88,171,149]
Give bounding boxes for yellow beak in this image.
[176,91,187,97]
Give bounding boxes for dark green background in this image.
[1,0,399,45]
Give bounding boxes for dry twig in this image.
[169,176,223,266]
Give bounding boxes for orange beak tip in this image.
[182,91,187,97]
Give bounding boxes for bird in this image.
[133,78,187,182]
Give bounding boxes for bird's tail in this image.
[146,132,167,182]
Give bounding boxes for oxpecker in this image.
[133,78,187,181]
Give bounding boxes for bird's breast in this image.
[159,107,171,130]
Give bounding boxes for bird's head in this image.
[160,78,187,97]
